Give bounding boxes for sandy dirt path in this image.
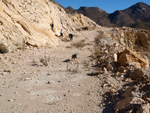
[0,28,112,113]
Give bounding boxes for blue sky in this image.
[54,0,150,13]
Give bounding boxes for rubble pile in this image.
[93,30,150,113]
[110,27,150,50]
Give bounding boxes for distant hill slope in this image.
[109,2,150,29]
[65,6,76,14]
[65,2,150,29]
[76,7,112,26]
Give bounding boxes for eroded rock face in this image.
[0,0,61,48]
[70,14,97,30]
[136,32,150,49]
[0,0,97,49]
[117,48,147,68]
[110,27,150,50]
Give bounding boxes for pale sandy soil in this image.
[0,27,113,113]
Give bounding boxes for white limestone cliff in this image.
[0,0,97,49]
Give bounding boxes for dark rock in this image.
[129,68,145,80]
[117,48,147,68]
[0,43,9,54]
[118,66,125,73]
[136,103,150,113]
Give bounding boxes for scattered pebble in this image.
[2,72,7,75]
[47,73,51,75]
[24,78,31,81]
[33,71,36,74]
[8,99,13,102]
[68,90,71,92]
[47,81,51,84]
[27,91,31,93]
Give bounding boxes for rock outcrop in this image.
[117,48,147,68]
[0,0,97,50]
[136,32,150,48]
[0,0,61,48]
[70,14,97,30]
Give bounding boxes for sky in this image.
[54,0,150,13]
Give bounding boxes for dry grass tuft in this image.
[71,40,86,48]
[40,57,48,66]
[16,42,26,50]
[95,32,105,45]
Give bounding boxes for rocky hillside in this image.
[90,26,150,112]
[69,14,97,30]
[76,7,112,26]
[0,0,97,50]
[1,1,150,113]
[65,6,76,14]
[65,2,150,29]
[109,2,150,28]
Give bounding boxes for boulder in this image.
[122,88,132,98]
[117,48,147,68]
[114,97,145,113]
[136,32,150,49]
[0,43,9,54]
[129,68,145,80]
[117,66,125,73]
[115,87,146,113]
[136,104,150,113]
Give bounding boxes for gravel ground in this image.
[0,28,115,113]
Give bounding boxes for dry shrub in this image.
[76,28,81,32]
[94,47,102,59]
[40,57,48,66]
[67,63,79,74]
[16,42,26,50]
[71,40,86,48]
[95,32,105,45]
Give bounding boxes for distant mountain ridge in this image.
[109,2,150,28]
[65,2,150,29]
[76,7,112,26]
[65,6,76,14]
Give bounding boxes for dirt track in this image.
[0,28,112,113]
